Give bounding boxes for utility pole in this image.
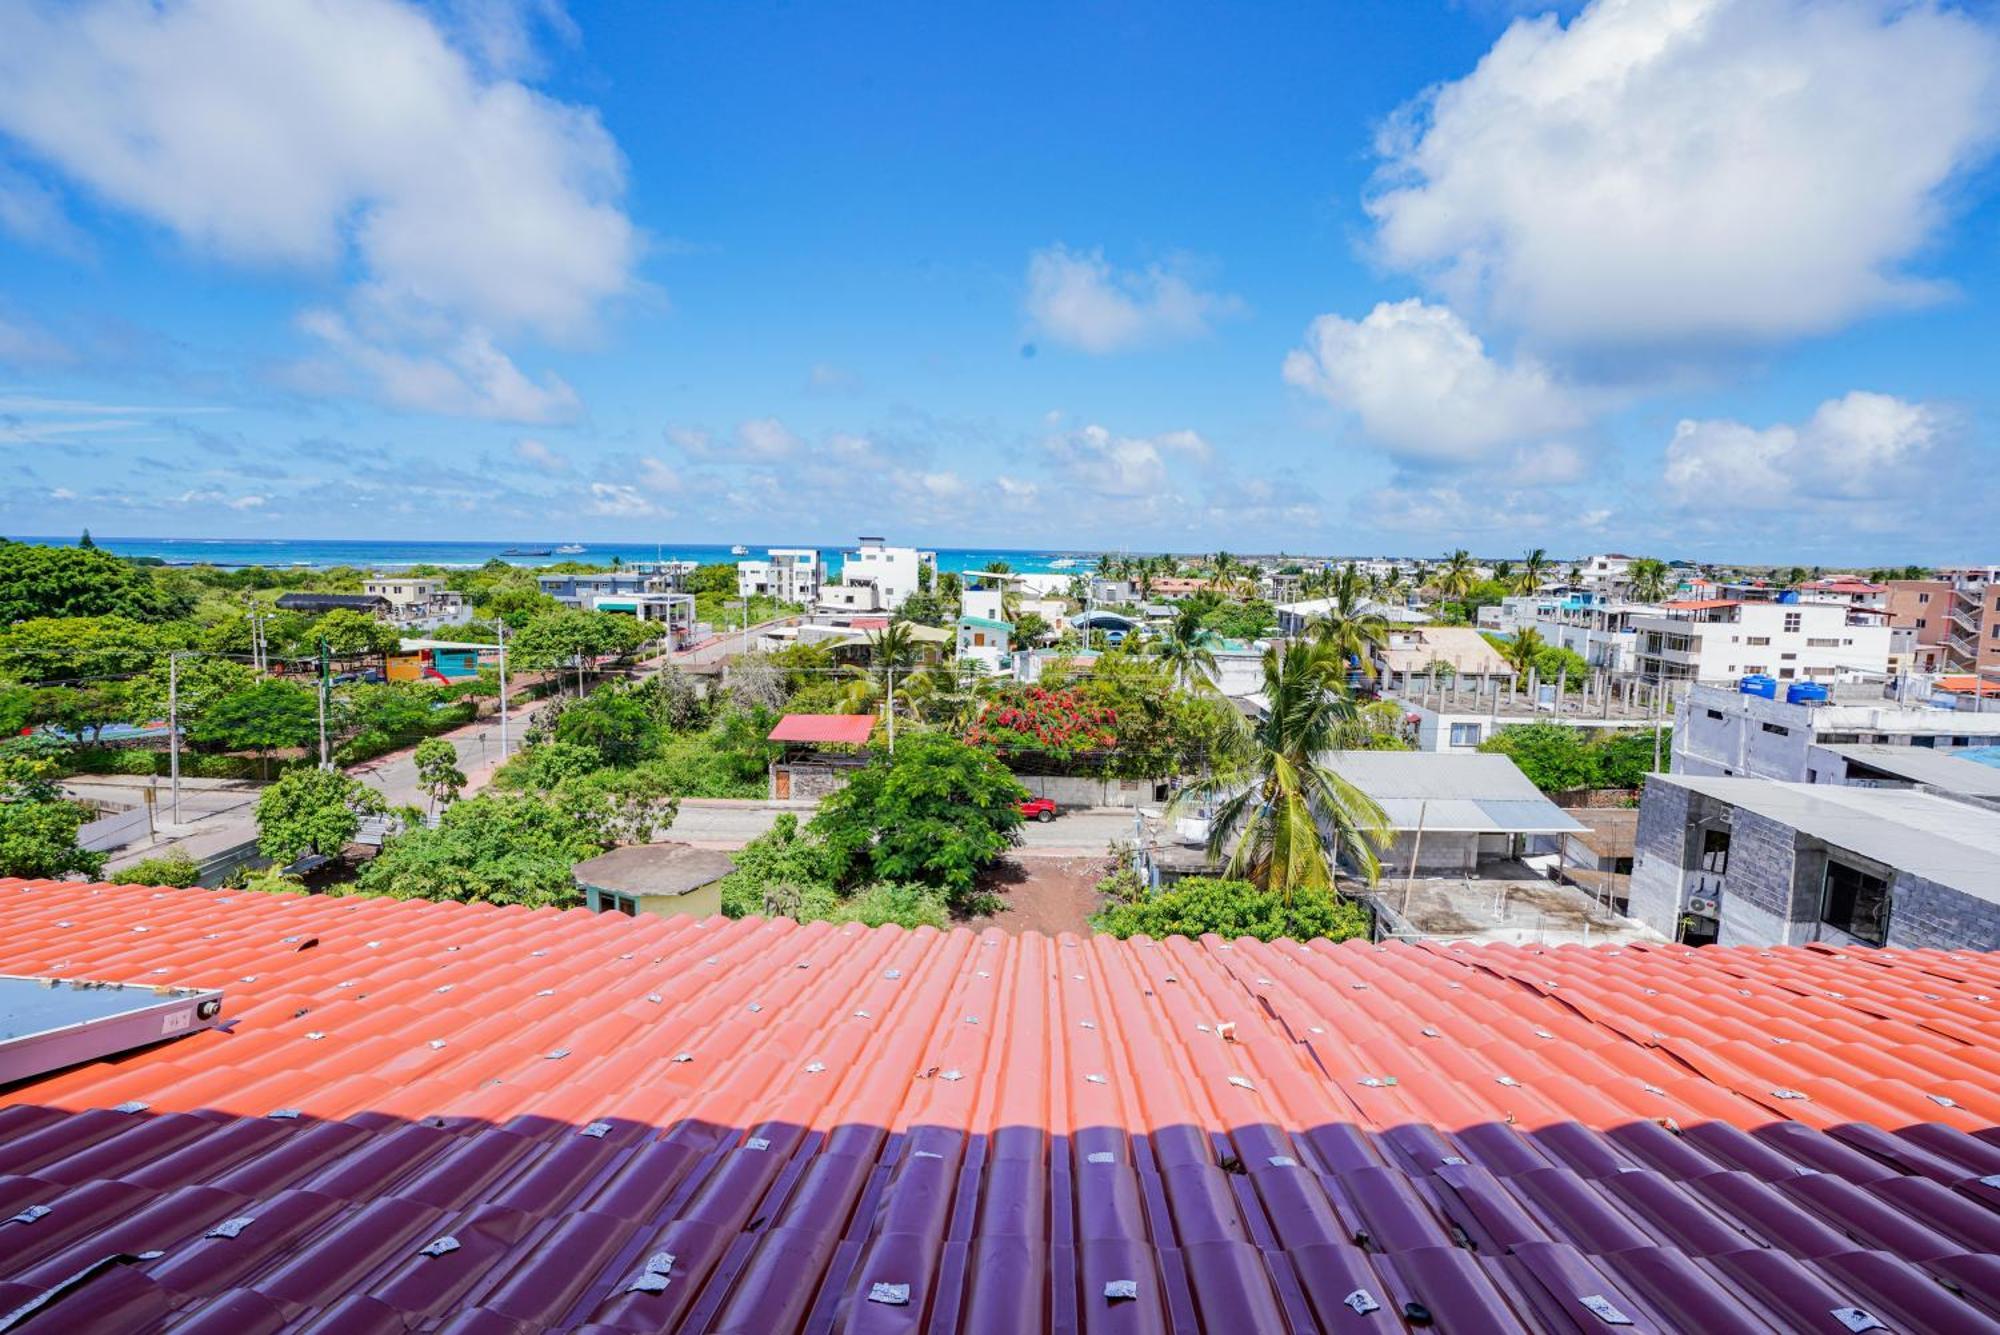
[316,637,331,769]
[886,661,896,755]
[168,651,183,824]
[496,619,510,762]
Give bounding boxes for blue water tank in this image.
[1739,674,1777,698]
[1786,682,1830,705]
[1776,590,1799,604]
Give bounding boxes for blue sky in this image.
[1,0,1997,561]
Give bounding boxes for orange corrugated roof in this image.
[766,713,876,744]
[4,879,2000,1330]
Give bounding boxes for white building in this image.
[820,537,936,612]
[363,576,446,607]
[1630,599,1891,684]
[1673,681,2000,782]
[1576,553,1636,595]
[736,548,820,604]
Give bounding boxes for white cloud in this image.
[0,0,636,415]
[1369,0,2000,344]
[636,456,681,493]
[513,437,568,473]
[1284,299,1585,460]
[289,310,581,423]
[1024,245,1241,353]
[1042,423,1210,499]
[586,481,658,517]
[806,362,859,394]
[736,417,801,461]
[1357,479,1611,538]
[1663,390,1940,509]
[0,162,87,257]
[0,312,75,370]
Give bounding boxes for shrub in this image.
[106,850,201,888]
[1091,877,1370,944]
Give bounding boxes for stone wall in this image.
[1627,776,1690,938]
[1016,774,1164,809]
[1886,873,2000,951]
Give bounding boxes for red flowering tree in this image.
[964,686,1117,762]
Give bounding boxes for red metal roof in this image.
[5,878,2000,1331]
[766,713,876,745]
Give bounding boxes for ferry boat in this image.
[555,543,586,555]
[730,544,749,555]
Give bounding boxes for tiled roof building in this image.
[4,878,2000,1331]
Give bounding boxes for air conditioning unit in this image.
[1687,896,1719,917]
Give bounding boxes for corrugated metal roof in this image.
[1658,774,2000,902]
[1820,745,2000,798]
[1325,752,1587,835]
[5,879,2000,1331]
[766,713,876,745]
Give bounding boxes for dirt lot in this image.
[967,854,1113,936]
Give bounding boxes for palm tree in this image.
[1380,567,1406,604]
[1492,559,1514,588]
[1311,564,1388,682]
[1151,605,1218,691]
[1495,626,1546,692]
[1515,547,1552,595]
[1626,557,1672,603]
[1177,641,1392,895]
[1436,549,1477,602]
[840,621,931,717]
[1565,563,1583,587]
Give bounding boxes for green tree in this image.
[1515,547,1553,595]
[78,529,96,550]
[686,563,739,595]
[1626,558,1673,602]
[0,542,193,623]
[254,766,386,865]
[413,737,467,816]
[553,685,658,767]
[0,616,160,683]
[811,732,1027,903]
[1150,605,1219,691]
[1477,722,1600,792]
[354,790,636,907]
[1177,641,1391,895]
[192,681,319,777]
[1597,727,1671,789]
[1092,877,1369,944]
[312,608,400,656]
[1434,549,1478,602]
[1494,627,1546,691]
[1311,564,1389,682]
[125,656,256,731]
[0,745,107,879]
[28,683,132,744]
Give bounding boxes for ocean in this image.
[15,535,1101,577]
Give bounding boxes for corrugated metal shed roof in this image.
[766,713,876,745]
[1820,744,2000,798]
[5,880,2000,1331]
[1325,751,1587,835]
[1658,774,2000,902]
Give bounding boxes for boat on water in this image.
[555,543,586,555]
[730,544,749,555]
[501,547,552,557]
[1049,557,1080,568]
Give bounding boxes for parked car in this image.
[1018,797,1058,823]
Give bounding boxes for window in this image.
[1821,862,1890,945]
[1778,668,1796,679]
[1699,829,1730,874]
[1916,619,1927,629]
[1781,652,1797,661]
[1783,612,1802,633]
[1450,722,1482,747]
[593,890,640,917]
[1918,592,1930,603]
[1746,636,1771,646]
[1705,708,1724,720]
[1761,722,1789,735]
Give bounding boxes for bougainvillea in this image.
[964,686,1117,758]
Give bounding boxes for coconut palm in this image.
[1495,626,1546,692]
[1566,563,1583,586]
[1311,564,1388,682]
[1151,606,1219,692]
[1492,559,1514,588]
[1515,547,1553,595]
[1436,549,1478,602]
[1176,640,1392,895]
[1626,557,1673,603]
[840,621,932,716]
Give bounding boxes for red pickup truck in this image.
[1017,797,1058,823]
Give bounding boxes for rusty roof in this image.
[4,878,2000,1332]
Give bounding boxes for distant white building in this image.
[1576,553,1636,595]
[1630,598,1892,684]
[819,536,935,612]
[1674,680,2000,782]
[736,548,820,604]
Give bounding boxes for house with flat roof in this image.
[1810,743,2000,802]
[1321,749,1585,875]
[1630,772,2000,949]
[1674,680,2000,782]
[735,548,819,604]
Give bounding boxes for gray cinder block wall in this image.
[1628,777,1690,938]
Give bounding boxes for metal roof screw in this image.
[747,1002,762,1012]
[545,1048,570,1060]
[913,1150,944,1160]
[9,1205,51,1225]
[1927,1093,1960,1109]
[646,994,662,1004]
[1579,1294,1633,1325]
[305,1031,326,1041]
[1534,1029,1555,1040]
[1497,1076,1521,1087]
[963,1015,979,1025]
[1103,1280,1138,1302]
[1441,1155,1467,1165]
[1421,1027,1441,1038]
[536,989,555,997]
[672,1052,693,1063]
[1831,1308,1886,1333]
[529,949,546,957]
[853,1010,871,1019]
[1085,1074,1107,1085]
[1770,1088,1808,1101]
[939,1069,964,1082]
[745,1137,771,1151]
[1227,1075,1256,1091]
[1163,975,1178,983]
[367,941,382,948]
[703,957,718,966]
[621,953,634,961]
[884,969,902,980]
[428,1040,446,1050]
[976,970,989,978]
[1343,1290,1381,1315]
[1072,974,1084,981]
[1309,1026,1325,1034]
[1257,977,1275,986]
[581,1122,612,1138]
[1196,1024,1210,1033]
[132,925,149,932]
[206,1216,255,1239]
[1642,1084,1665,1096]
[1267,1155,1298,1167]
[1360,1077,1385,1088]
[1349,982,1367,990]
[1086,1151,1115,1164]
[794,960,807,968]
[435,985,453,993]
[112,1101,149,1114]
[805,1061,826,1074]
[268,1109,301,1120]
[867,1282,911,1306]
[1079,1020,1096,1029]
[420,1236,460,1257]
